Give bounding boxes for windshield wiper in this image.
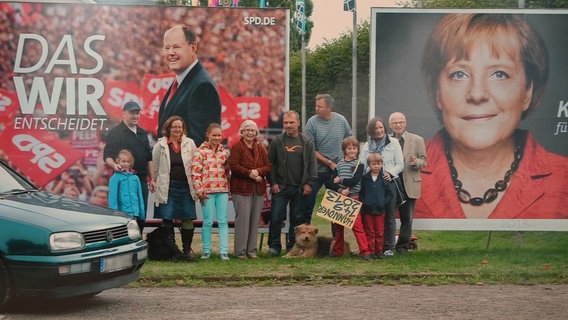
[0,188,37,196]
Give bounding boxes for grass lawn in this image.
[137,211,568,287]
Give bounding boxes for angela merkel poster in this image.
[371,9,568,231]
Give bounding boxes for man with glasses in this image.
[158,25,221,146]
[389,112,427,254]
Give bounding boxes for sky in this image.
[308,0,402,48]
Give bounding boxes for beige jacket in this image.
[397,131,427,199]
[152,136,198,206]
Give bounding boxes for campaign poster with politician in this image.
[0,2,288,205]
[371,9,568,231]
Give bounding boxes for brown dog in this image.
[283,224,351,258]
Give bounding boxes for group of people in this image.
[100,12,568,263]
[102,24,226,261]
[103,24,276,261]
[103,89,425,262]
[264,94,426,260]
[106,104,270,261]
[100,24,426,261]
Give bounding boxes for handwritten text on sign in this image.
[316,189,362,229]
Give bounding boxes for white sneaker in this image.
[201,252,211,260]
[220,253,230,261]
[379,250,394,259]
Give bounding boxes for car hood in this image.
[0,190,131,232]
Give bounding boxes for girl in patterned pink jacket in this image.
[192,123,231,260]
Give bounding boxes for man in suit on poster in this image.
[158,25,221,146]
[389,112,427,253]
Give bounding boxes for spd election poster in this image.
[0,2,288,192]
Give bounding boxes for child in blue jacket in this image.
[359,153,393,258]
[108,149,145,230]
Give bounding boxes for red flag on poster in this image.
[101,80,143,120]
[217,85,240,141]
[140,73,175,136]
[0,126,84,187]
[219,87,271,148]
[234,96,270,129]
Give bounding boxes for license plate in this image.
[100,253,133,273]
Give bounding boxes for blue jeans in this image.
[268,185,306,252]
[384,181,398,252]
[304,169,335,224]
[201,192,229,255]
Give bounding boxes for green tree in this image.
[290,22,370,140]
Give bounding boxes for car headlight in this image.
[127,219,142,240]
[49,232,85,252]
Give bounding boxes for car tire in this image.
[0,258,14,312]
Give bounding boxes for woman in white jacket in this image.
[360,117,404,258]
[153,116,198,260]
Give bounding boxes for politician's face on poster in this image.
[371,9,568,227]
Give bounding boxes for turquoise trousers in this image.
[201,192,229,255]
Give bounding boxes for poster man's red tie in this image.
[168,79,178,104]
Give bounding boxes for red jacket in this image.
[416,131,568,219]
[229,139,271,196]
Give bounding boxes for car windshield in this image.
[0,163,36,194]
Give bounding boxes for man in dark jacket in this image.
[103,101,155,232]
[158,25,221,146]
[267,111,317,256]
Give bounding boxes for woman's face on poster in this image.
[435,41,533,151]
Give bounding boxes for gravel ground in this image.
[3,284,568,319]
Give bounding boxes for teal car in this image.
[0,161,148,311]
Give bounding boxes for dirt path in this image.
[4,285,567,319]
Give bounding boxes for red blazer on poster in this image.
[416,131,568,219]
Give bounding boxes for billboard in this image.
[0,2,288,203]
[371,9,568,231]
